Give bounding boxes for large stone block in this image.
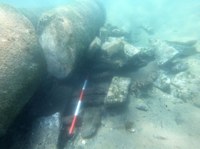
[0,4,45,137]
[38,0,105,78]
[104,76,131,107]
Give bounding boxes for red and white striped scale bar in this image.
[68,79,88,135]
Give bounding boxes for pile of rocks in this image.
[88,24,154,73]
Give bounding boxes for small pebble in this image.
[136,105,148,111]
[81,139,86,145]
[128,128,136,133]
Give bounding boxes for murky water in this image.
[0,0,200,149]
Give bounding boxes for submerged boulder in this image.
[38,0,105,78]
[25,113,60,149]
[0,4,45,137]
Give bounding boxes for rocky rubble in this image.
[88,24,155,74]
[65,31,200,148]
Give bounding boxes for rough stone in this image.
[170,61,188,74]
[135,98,149,112]
[129,62,158,96]
[171,71,200,101]
[38,0,105,78]
[166,40,197,57]
[123,41,140,58]
[0,4,45,137]
[26,113,60,149]
[99,27,109,42]
[99,24,129,42]
[154,71,171,93]
[150,39,179,66]
[170,55,200,101]
[99,37,153,71]
[88,37,102,58]
[101,37,124,58]
[104,76,131,106]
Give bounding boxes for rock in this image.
[98,37,125,70]
[150,39,179,66]
[101,37,124,58]
[124,121,136,133]
[81,107,102,139]
[171,71,200,101]
[99,27,109,42]
[8,113,60,149]
[154,71,171,93]
[122,43,154,70]
[104,76,131,107]
[99,24,129,42]
[139,24,154,35]
[151,39,198,67]
[88,37,102,58]
[90,25,155,74]
[129,62,158,96]
[0,4,45,137]
[135,48,155,65]
[98,37,154,72]
[170,55,200,101]
[170,61,188,74]
[26,113,60,149]
[166,40,197,57]
[123,41,140,58]
[38,0,105,78]
[135,98,149,112]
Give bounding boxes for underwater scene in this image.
[0,0,200,148]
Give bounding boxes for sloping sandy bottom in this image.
[66,87,200,149]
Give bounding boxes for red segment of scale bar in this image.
[68,79,88,135]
